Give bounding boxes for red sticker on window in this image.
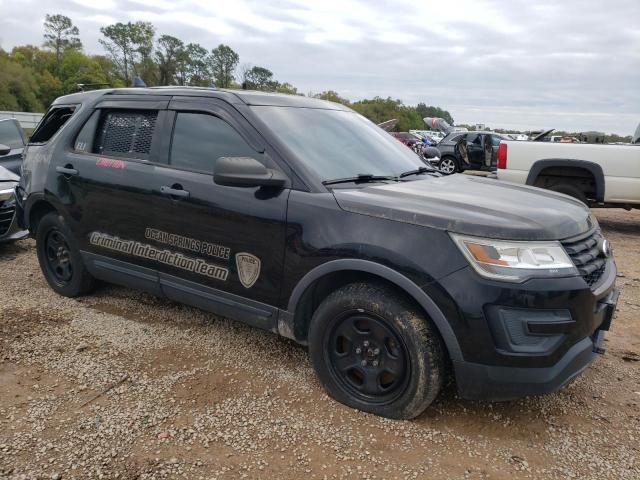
[96,158,126,169]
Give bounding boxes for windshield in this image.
[251,106,428,182]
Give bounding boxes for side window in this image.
[170,112,259,173]
[0,120,25,149]
[93,109,158,160]
[467,133,480,145]
[30,106,76,144]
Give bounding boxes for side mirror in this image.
[0,144,10,156]
[213,157,287,188]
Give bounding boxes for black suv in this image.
[16,88,618,419]
[435,131,510,174]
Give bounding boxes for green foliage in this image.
[243,66,274,90]
[312,90,351,106]
[99,21,155,84]
[210,44,239,88]
[0,51,44,111]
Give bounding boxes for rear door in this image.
[148,97,290,329]
[61,97,170,293]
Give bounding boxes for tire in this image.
[437,156,458,175]
[308,282,445,419]
[36,212,96,297]
[547,184,588,205]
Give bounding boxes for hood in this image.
[333,175,594,241]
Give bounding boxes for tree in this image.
[179,43,210,86]
[43,14,82,71]
[155,35,184,85]
[313,90,351,106]
[243,66,274,90]
[100,21,155,84]
[209,44,239,88]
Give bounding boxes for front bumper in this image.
[0,186,28,243]
[454,288,618,401]
[436,256,618,401]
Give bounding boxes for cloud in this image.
[0,0,638,133]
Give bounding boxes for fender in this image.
[526,158,605,202]
[284,258,463,361]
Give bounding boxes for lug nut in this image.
[360,360,367,367]
[372,360,379,367]
[363,341,370,347]
[373,348,380,355]
[355,347,362,354]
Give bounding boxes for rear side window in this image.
[30,106,76,144]
[0,120,25,149]
[94,110,158,160]
[170,113,259,173]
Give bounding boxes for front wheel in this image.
[308,283,445,419]
[36,212,96,297]
[437,156,458,175]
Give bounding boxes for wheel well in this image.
[533,166,596,199]
[293,270,440,345]
[28,201,56,234]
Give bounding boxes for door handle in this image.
[160,185,190,198]
[56,165,78,176]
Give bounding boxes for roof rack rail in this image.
[148,85,217,91]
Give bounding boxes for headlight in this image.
[450,233,578,282]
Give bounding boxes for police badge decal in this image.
[235,253,261,288]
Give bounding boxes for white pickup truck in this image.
[497,126,640,208]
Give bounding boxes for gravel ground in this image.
[0,209,638,480]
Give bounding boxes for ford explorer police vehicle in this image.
[16,88,618,419]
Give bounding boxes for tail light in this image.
[497,143,507,169]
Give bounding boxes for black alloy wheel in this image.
[36,212,96,297]
[44,229,73,285]
[326,310,410,405]
[308,282,445,419]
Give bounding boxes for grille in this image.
[95,110,157,159]
[562,231,607,288]
[0,202,15,236]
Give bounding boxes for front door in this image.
[149,99,290,330]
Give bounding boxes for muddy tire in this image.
[548,183,588,205]
[36,212,96,297]
[308,282,445,419]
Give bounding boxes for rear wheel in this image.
[547,183,588,204]
[36,212,96,297]
[438,156,458,175]
[308,282,445,419]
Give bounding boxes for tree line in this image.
[0,13,454,131]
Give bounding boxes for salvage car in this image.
[17,88,618,419]
[435,131,511,174]
[0,118,27,175]
[0,163,28,243]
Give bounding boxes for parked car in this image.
[497,124,640,207]
[18,88,617,419]
[0,163,28,243]
[0,118,27,175]
[390,131,421,148]
[435,131,511,174]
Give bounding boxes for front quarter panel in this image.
[280,189,468,309]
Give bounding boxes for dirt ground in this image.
[0,209,638,480]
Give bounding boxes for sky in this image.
[1,0,639,135]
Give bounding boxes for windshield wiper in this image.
[399,166,433,178]
[322,174,398,186]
